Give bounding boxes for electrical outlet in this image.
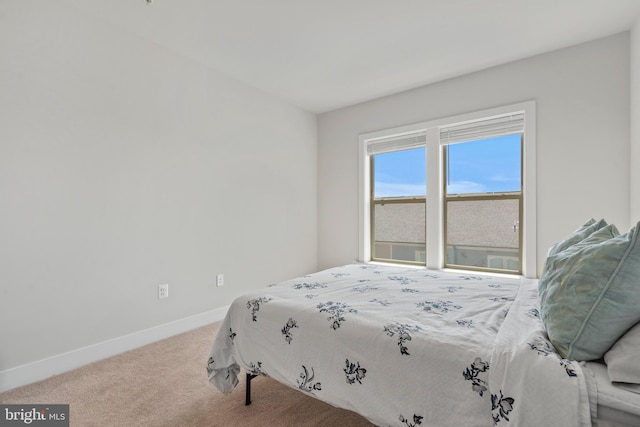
[216,274,224,287]
[158,284,169,299]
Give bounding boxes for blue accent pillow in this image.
[546,218,607,257]
[539,222,640,361]
[540,222,617,279]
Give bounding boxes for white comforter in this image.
[207,264,590,426]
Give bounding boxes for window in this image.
[359,101,536,277]
[443,134,522,273]
[371,147,426,265]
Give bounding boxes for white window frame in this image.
[358,101,537,278]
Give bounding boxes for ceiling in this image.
[64,0,640,114]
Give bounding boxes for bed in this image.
[207,219,640,426]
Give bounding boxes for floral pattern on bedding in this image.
[463,357,490,397]
[399,413,423,426]
[384,323,422,356]
[297,365,321,394]
[344,359,366,384]
[317,301,357,330]
[207,264,591,427]
[528,339,577,378]
[246,297,272,322]
[281,318,297,344]
[463,357,516,424]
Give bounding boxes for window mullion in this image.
[425,128,441,270]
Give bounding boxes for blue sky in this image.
[374,134,521,198]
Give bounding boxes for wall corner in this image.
[631,17,640,222]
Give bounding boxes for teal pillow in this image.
[539,222,640,361]
[539,224,620,284]
[546,218,607,257]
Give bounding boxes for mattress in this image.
[584,361,640,427]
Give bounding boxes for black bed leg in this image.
[245,373,257,406]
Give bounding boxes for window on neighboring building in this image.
[359,102,536,277]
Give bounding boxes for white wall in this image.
[0,2,317,384]
[631,17,640,221]
[318,33,631,272]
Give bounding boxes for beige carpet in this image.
[0,323,374,426]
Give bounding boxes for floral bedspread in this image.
[207,264,590,426]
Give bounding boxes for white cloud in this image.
[374,182,425,198]
[490,174,519,183]
[447,180,486,194]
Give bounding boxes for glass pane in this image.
[446,134,521,195]
[373,202,426,263]
[374,147,426,198]
[445,198,520,272]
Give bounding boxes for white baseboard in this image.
[0,306,229,393]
